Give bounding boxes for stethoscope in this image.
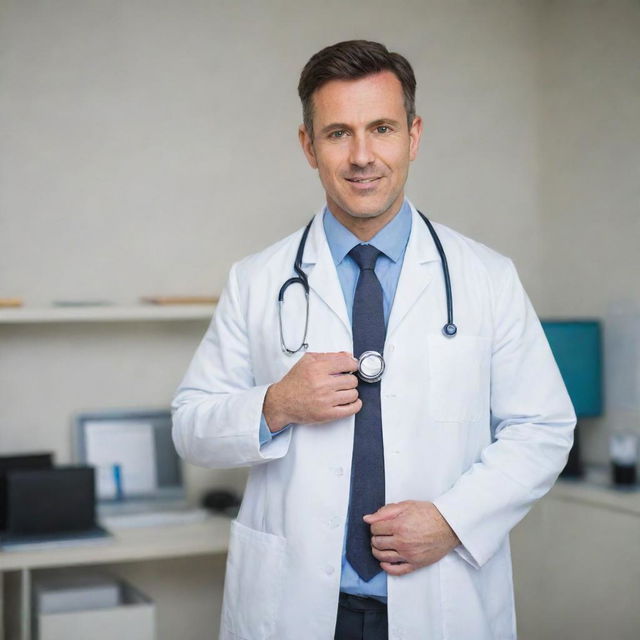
[278,211,457,383]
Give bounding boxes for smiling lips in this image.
[345,176,382,187]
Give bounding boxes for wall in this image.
[2,0,638,637]
[0,0,543,306]
[0,0,543,487]
[537,0,640,464]
[0,2,543,637]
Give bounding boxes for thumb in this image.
[363,502,404,523]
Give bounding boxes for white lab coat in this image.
[172,203,575,640]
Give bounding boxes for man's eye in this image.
[376,125,390,134]
[329,130,346,139]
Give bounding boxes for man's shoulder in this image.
[428,219,514,277]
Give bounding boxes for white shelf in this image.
[0,304,216,324]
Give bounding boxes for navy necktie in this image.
[346,244,386,581]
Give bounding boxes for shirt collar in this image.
[322,199,412,266]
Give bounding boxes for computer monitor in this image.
[541,319,603,477]
[0,453,53,530]
[73,409,183,504]
[5,466,97,535]
[541,320,603,417]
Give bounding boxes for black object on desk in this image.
[0,452,53,530]
[0,465,110,550]
[202,489,241,517]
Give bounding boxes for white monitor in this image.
[73,409,183,504]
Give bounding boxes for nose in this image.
[349,132,375,168]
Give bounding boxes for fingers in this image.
[331,373,359,390]
[369,519,396,535]
[380,561,415,577]
[372,547,405,563]
[334,389,359,406]
[323,352,359,375]
[329,398,362,420]
[364,502,405,525]
[371,535,395,550]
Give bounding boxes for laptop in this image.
[0,452,53,531]
[73,409,207,527]
[0,466,111,551]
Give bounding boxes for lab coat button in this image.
[324,565,335,576]
[329,516,340,529]
[334,466,344,476]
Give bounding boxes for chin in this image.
[346,209,386,219]
[343,199,397,220]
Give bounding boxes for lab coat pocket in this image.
[440,551,514,639]
[427,334,490,423]
[221,519,287,639]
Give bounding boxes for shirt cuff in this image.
[259,415,291,447]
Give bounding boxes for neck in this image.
[326,197,405,242]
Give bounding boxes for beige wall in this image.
[0,0,544,308]
[0,0,543,462]
[537,0,640,464]
[1,1,639,637]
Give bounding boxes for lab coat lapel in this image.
[302,211,352,338]
[386,205,441,340]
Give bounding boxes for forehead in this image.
[311,70,406,127]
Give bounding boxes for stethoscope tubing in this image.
[278,210,457,355]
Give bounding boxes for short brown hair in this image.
[298,40,417,138]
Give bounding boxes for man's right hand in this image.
[263,352,361,432]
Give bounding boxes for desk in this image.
[512,470,640,640]
[0,516,231,640]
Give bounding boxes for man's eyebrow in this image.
[319,122,351,135]
[370,118,402,128]
[319,118,403,135]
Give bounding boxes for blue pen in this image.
[113,463,124,501]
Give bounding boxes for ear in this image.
[408,116,423,162]
[299,124,318,169]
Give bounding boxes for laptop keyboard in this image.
[99,508,209,529]
[0,526,112,551]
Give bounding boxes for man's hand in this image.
[263,352,361,431]
[364,501,461,576]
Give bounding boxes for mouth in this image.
[345,177,382,186]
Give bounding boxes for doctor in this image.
[172,40,575,640]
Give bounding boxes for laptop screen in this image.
[0,453,53,531]
[6,466,96,535]
[73,409,183,503]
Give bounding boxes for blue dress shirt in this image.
[260,200,412,600]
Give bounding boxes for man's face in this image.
[299,70,422,231]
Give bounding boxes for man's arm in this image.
[366,258,576,573]
[171,262,281,468]
[432,259,575,568]
[172,262,361,468]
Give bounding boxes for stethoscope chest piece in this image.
[357,350,385,383]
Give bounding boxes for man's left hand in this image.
[364,501,461,576]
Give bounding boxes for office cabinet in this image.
[511,474,640,640]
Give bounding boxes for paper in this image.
[85,420,158,499]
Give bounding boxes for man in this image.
[172,40,575,640]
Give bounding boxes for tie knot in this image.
[349,244,382,271]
